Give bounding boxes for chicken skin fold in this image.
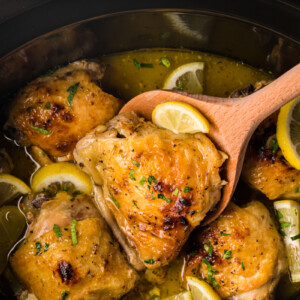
[74,112,226,269]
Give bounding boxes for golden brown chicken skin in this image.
[74,112,226,269]
[10,192,138,300]
[242,113,300,200]
[185,201,286,299]
[6,60,122,159]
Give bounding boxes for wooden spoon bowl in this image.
[120,63,300,225]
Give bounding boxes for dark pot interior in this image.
[0,9,299,101]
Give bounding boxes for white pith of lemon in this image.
[274,200,300,282]
[31,162,93,195]
[163,291,192,300]
[152,101,210,134]
[0,174,31,205]
[277,96,300,169]
[163,62,204,94]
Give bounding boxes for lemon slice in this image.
[277,96,300,169]
[274,200,300,282]
[163,291,192,300]
[152,101,210,134]
[163,62,204,94]
[0,174,31,206]
[186,276,221,300]
[31,162,93,195]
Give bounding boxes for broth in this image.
[1,48,297,300]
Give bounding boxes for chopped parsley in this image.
[71,219,78,245]
[151,192,155,200]
[160,57,171,68]
[133,160,140,167]
[53,224,62,237]
[144,259,155,264]
[280,221,291,228]
[204,241,213,256]
[67,82,79,110]
[45,102,51,109]
[132,59,153,69]
[132,200,139,208]
[183,186,192,193]
[220,232,231,236]
[110,194,120,208]
[241,262,245,270]
[42,151,46,157]
[35,241,42,256]
[139,176,146,185]
[30,125,52,135]
[295,188,299,193]
[140,62,153,68]
[177,82,184,91]
[223,249,232,259]
[173,188,179,196]
[269,137,278,154]
[129,169,136,181]
[70,198,75,202]
[291,234,300,241]
[279,228,286,237]
[148,175,158,185]
[189,249,198,258]
[277,210,284,219]
[44,243,50,252]
[158,194,172,203]
[40,65,60,77]
[202,258,219,288]
[62,291,70,300]
[62,186,69,191]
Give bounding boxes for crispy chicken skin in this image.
[186,201,286,299]
[242,113,300,200]
[6,60,122,159]
[10,192,138,300]
[74,112,226,269]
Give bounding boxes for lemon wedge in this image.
[0,174,31,206]
[163,62,204,94]
[186,276,221,300]
[277,96,300,169]
[31,162,93,195]
[152,101,210,134]
[163,291,193,300]
[274,200,300,282]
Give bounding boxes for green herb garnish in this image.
[148,175,158,185]
[67,82,79,110]
[279,228,286,237]
[133,59,141,69]
[277,210,284,219]
[62,186,69,191]
[241,262,245,270]
[133,160,140,167]
[62,291,70,300]
[173,188,179,196]
[70,198,75,202]
[183,186,192,193]
[178,82,184,91]
[291,234,300,241]
[35,241,42,255]
[139,176,146,185]
[53,224,62,237]
[202,258,219,288]
[71,219,78,245]
[204,241,213,256]
[295,188,299,193]
[129,169,136,181]
[144,259,155,264]
[158,194,172,203]
[45,102,51,109]
[189,249,198,258]
[110,194,120,208]
[44,243,50,252]
[132,200,139,208]
[160,57,171,68]
[151,192,155,200]
[223,249,232,259]
[281,221,291,228]
[140,62,153,68]
[30,125,52,135]
[269,137,278,154]
[221,232,231,236]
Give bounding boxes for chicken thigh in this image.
[74,112,226,269]
[6,60,122,160]
[10,192,138,300]
[186,201,286,299]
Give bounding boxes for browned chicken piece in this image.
[74,112,226,270]
[242,113,300,200]
[10,192,138,300]
[185,201,286,299]
[5,60,122,160]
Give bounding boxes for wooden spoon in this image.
[120,63,300,225]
